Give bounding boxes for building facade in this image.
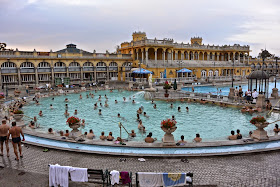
[0,44,132,88]
[119,32,251,80]
[0,32,255,88]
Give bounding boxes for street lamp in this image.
[275,56,278,88]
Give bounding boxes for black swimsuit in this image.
[0,136,7,142]
[12,137,21,143]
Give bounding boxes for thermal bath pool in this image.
[22,90,279,142]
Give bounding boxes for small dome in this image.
[247,70,269,79]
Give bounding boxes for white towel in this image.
[49,165,58,187]
[138,172,163,187]
[110,170,120,185]
[54,165,73,187]
[69,168,88,182]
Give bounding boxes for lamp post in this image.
[275,56,278,88]
[231,59,234,88]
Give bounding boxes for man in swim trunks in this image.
[8,122,25,161]
[0,120,10,156]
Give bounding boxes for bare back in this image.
[0,124,10,137]
[9,126,22,138]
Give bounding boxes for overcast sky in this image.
[0,0,279,57]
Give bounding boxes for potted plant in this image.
[250,116,269,140]
[163,81,171,97]
[161,118,177,145]
[13,109,24,121]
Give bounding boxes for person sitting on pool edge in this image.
[145,132,157,143]
[86,129,95,139]
[273,124,279,134]
[65,130,69,137]
[177,135,187,145]
[228,130,237,140]
[236,129,242,139]
[107,132,114,141]
[193,133,202,142]
[48,128,54,134]
[100,131,106,140]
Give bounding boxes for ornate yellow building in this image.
[0,44,132,88]
[0,32,254,88]
[120,32,251,80]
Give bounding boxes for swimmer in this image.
[64,98,69,102]
[65,104,68,110]
[38,110,43,116]
[50,104,53,109]
[136,114,140,122]
[98,109,102,115]
[117,113,121,118]
[132,100,136,104]
[115,100,118,104]
[100,103,103,107]
[81,119,85,126]
[91,94,94,98]
[79,94,82,99]
[153,104,157,109]
[104,101,109,107]
[94,103,98,110]
[140,105,144,110]
[123,97,126,102]
[105,94,108,99]
[143,112,149,118]
[178,106,181,112]
[172,115,175,120]
[74,109,78,115]
[130,130,136,137]
[86,94,89,98]
[186,107,189,112]
[64,110,69,117]
[151,99,154,104]
[138,120,144,130]
[170,103,173,108]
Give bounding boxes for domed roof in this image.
[247,70,270,79]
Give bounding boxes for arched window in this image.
[38,62,50,67]
[69,62,80,67]
[83,62,93,67]
[109,62,118,67]
[54,62,66,67]
[214,70,219,77]
[1,62,17,68]
[208,70,213,77]
[201,70,207,77]
[96,62,106,67]
[256,63,261,69]
[20,62,34,68]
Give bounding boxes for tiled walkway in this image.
[0,142,279,186]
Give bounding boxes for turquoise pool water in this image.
[22,90,279,142]
[182,81,280,96]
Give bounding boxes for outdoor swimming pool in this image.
[22,90,279,142]
[182,81,280,96]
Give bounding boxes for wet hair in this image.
[231,130,235,135]
[101,131,104,135]
[99,109,101,112]
[109,132,112,136]
[84,132,87,135]
[66,130,69,133]
[144,112,146,115]
[148,132,152,136]
[196,133,200,138]
[48,128,53,132]
[275,124,279,129]
[237,129,240,134]
[89,129,93,133]
[2,120,6,124]
[181,135,184,140]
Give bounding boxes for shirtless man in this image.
[0,120,10,156]
[8,122,25,160]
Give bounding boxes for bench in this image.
[87,169,109,186]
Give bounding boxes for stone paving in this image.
[0,142,280,186]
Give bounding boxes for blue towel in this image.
[162,173,186,187]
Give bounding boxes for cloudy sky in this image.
[0,0,279,57]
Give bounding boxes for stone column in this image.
[163,49,166,66]
[80,67,83,81]
[192,52,194,60]
[35,67,39,85]
[243,55,245,63]
[238,53,240,63]
[186,52,188,60]
[136,50,139,60]
[17,68,21,85]
[51,67,54,85]
[174,50,178,60]
[66,67,69,77]
[221,54,224,61]
[181,51,184,60]
[207,53,210,61]
[94,67,97,82]
[217,54,220,61]
[171,50,174,64]
[228,52,231,61]
[106,66,109,81]
[145,48,149,64]
[155,50,157,63]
